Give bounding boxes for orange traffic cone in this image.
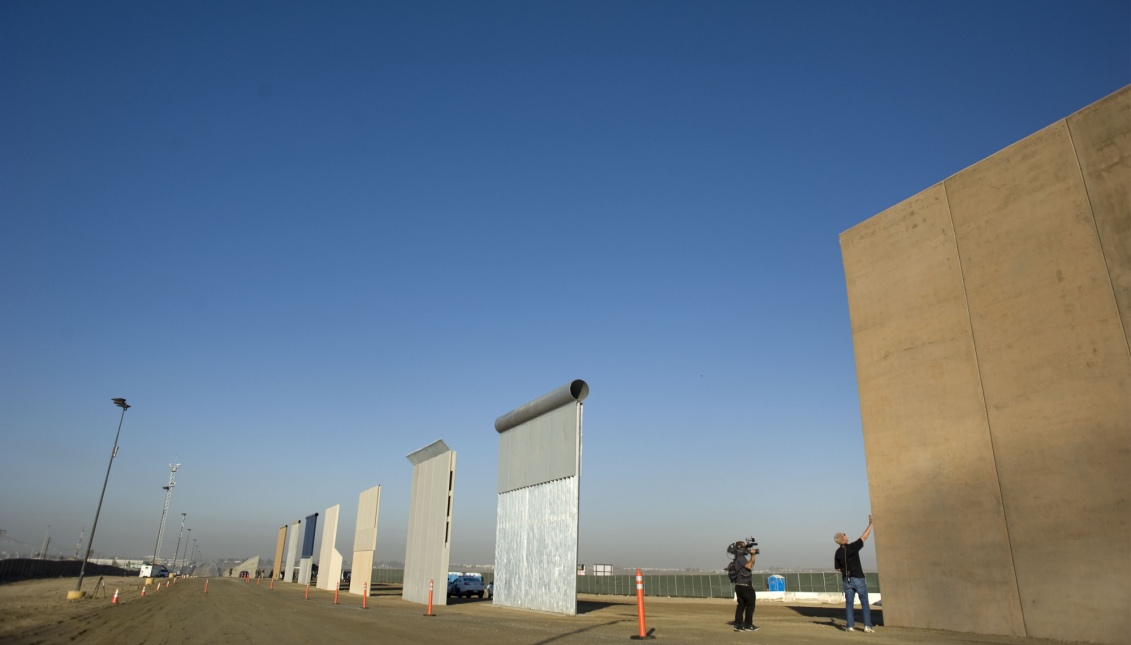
[112,589,119,605]
[140,586,145,597]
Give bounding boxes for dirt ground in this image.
[0,576,1095,645]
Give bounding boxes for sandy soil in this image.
[0,576,1092,645]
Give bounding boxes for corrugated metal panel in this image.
[495,476,579,615]
[402,447,455,605]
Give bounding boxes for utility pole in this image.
[149,462,180,565]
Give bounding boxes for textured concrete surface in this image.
[840,86,1130,645]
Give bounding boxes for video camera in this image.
[727,536,760,556]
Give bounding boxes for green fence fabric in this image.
[370,569,879,598]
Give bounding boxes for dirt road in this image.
[0,576,1090,644]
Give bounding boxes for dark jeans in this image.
[734,584,756,626]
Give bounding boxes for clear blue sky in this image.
[2,1,1127,572]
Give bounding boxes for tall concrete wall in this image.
[271,526,286,581]
[316,504,342,591]
[349,485,381,596]
[840,86,1130,645]
[282,520,300,582]
[402,440,456,605]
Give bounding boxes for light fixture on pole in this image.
[73,398,130,596]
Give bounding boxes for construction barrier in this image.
[630,569,655,640]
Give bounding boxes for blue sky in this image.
[1,1,1127,571]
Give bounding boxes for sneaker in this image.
[845,627,856,632]
[863,626,875,633]
[745,625,759,632]
[734,625,744,632]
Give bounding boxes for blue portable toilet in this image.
[768,574,786,591]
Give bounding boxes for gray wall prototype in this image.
[840,86,1130,645]
[494,380,588,615]
[402,440,456,605]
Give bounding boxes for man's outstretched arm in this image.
[859,515,874,542]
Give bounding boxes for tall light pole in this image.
[171,513,186,572]
[179,528,191,573]
[74,397,130,594]
[149,462,179,566]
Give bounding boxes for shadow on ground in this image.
[576,600,621,614]
[786,604,884,627]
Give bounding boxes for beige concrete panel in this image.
[946,115,1131,644]
[840,186,1024,636]
[349,485,380,596]
[272,526,286,581]
[1068,86,1131,351]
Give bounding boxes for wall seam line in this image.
[1064,115,1131,363]
[944,178,1028,636]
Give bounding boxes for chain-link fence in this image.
[366,569,878,599]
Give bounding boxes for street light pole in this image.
[171,513,186,572]
[180,528,191,573]
[75,398,130,593]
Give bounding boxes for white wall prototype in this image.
[317,504,342,591]
[349,485,381,596]
[402,440,456,605]
[283,520,300,582]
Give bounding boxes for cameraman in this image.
[730,541,758,632]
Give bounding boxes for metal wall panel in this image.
[402,440,455,605]
[498,404,579,494]
[495,475,579,615]
[349,485,381,596]
[298,512,318,585]
[493,381,586,616]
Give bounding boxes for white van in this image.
[139,564,170,578]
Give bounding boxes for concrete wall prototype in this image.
[494,380,588,615]
[316,504,342,591]
[349,485,381,596]
[283,520,300,582]
[271,525,286,581]
[840,86,1130,645]
[402,440,456,605]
